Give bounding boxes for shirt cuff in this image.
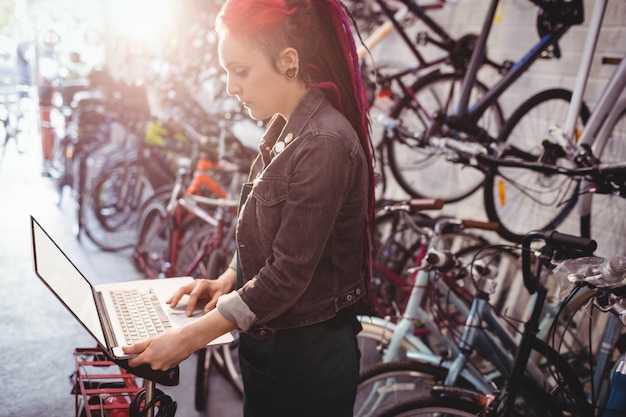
[216,290,257,331]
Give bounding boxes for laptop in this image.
[30,215,234,360]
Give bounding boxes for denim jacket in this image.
[217,88,369,338]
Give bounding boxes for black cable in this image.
[129,387,177,417]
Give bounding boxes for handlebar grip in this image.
[522,229,597,295]
[461,219,500,231]
[543,230,597,253]
[408,198,444,211]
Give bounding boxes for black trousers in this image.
[239,321,359,417]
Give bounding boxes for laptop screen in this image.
[31,217,107,347]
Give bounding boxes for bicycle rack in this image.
[72,347,178,417]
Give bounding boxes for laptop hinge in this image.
[94,290,119,349]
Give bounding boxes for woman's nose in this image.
[226,77,239,97]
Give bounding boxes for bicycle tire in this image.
[357,317,423,373]
[176,216,223,278]
[375,375,575,417]
[133,187,172,277]
[73,137,117,239]
[581,106,626,257]
[50,135,71,206]
[366,327,592,417]
[212,340,243,395]
[82,159,156,251]
[194,347,213,411]
[194,340,243,411]
[386,70,504,202]
[483,88,590,243]
[355,360,475,417]
[375,396,485,417]
[48,130,66,183]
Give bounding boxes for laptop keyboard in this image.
[110,288,173,345]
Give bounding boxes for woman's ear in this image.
[278,47,299,74]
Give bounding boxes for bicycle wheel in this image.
[133,188,172,278]
[354,361,474,417]
[212,339,243,395]
[176,216,223,278]
[582,106,626,257]
[371,203,489,320]
[484,88,590,243]
[50,135,70,206]
[377,391,548,417]
[82,160,156,251]
[48,129,65,178]
[386,70,504,202]
[357,315,432,375]
[194,338,243,411]
[194,347,214,411]
[376,396,484,417]
[370,205,427,319]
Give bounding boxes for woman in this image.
[124,0,374,415]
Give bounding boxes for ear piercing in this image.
[285,67,298,79]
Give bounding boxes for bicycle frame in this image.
[361,233,622,415]
[446,0,577,130]
[576,57,626,235]
[489,0,626,244]
[410,231,614,417]
[360,0,449,61]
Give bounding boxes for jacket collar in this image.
[258,88,326,166]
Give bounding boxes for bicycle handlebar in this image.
[526,229,598,253]
[383,198,443,212]
[554,253,626,325]
[476,153,626,177]
[382,199,500,234]
[462,219,499,231]
[427,135,626,179]
[521,230,597,294]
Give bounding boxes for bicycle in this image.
[51,71,118,204]
[379,0,583,202]
[368,197,498,321]
[52,84,124,242]
[357,202,523,374]
[132,116,251,279]
[78,86,176,252]
[481,0,626,254]
[355,212,623,417]
[376,231,626,417]
[354,0,509,199]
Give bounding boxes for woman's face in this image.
[218,33,292,121]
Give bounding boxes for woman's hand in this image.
[124,327,195,371]
[123,308,237,371]
[167,268,237,316]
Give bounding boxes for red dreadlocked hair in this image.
[216,0,375,313]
